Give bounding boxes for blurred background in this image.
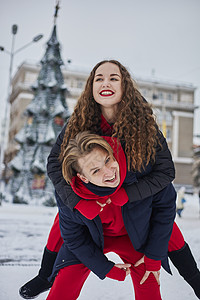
[0,0,200,201]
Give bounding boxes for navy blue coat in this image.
[47,118,176,280]
[51,182,176,281]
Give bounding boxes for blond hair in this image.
[62,132,114,183]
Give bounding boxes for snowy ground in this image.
[0,193,200,300]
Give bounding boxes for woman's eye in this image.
[111,77,118,81]
[95,78,103,82]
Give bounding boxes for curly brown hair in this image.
[60,60,160,171]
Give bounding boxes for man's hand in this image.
[115,263,131,277]
[134,256,160,285]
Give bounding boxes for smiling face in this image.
[77,147,120,188]
[92,62,122,110]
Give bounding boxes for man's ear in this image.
[77,173,89,183]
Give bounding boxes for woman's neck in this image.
[101,106,118,124]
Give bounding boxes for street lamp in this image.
[0,24,43,202]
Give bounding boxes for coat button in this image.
[62,260,65,262]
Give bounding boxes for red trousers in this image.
[46,213,185,253]
[47,235,162,300]
[46,213,185,299]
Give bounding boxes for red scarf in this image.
[72,136,128,219]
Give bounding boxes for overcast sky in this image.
[0,0,200,141]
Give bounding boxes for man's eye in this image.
[105,157,110,164]
[93,169,100,174]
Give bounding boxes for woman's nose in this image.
[102,79,110,87]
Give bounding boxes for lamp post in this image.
[0,25,43,203]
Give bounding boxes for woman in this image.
[47,131,176,300]
[19,60,200,299]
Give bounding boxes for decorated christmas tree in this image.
[8,20,70,205]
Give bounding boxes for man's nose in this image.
[103,166,113,176]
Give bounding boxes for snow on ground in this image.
[0,193,200,300]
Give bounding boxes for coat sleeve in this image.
[144,183,176,261]
[124,131,175,202]
[47,124,81,210]
[58,205,114,280]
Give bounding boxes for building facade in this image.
[6,61,196,185]
[138,78,196,186]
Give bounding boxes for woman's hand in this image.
[96,198,112,212]
[134,256,160,285]
[115,263,131,277]
[139,270,160,285]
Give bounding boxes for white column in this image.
[172,111,194,163]
[172,111,179,159]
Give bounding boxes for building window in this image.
[166,111,172,123]
[166,128,171,140]
[25,72,38,84]
[153,108,162,123]
[167,93,173,101]
[180,93,193,103]
[77,80,84,89]
[70,79,75,88]
[158,92,163,100]
[141,89,147,97]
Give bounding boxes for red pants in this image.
[47,235,162,300]
[46,213,63,252]
[46,213,185,253]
